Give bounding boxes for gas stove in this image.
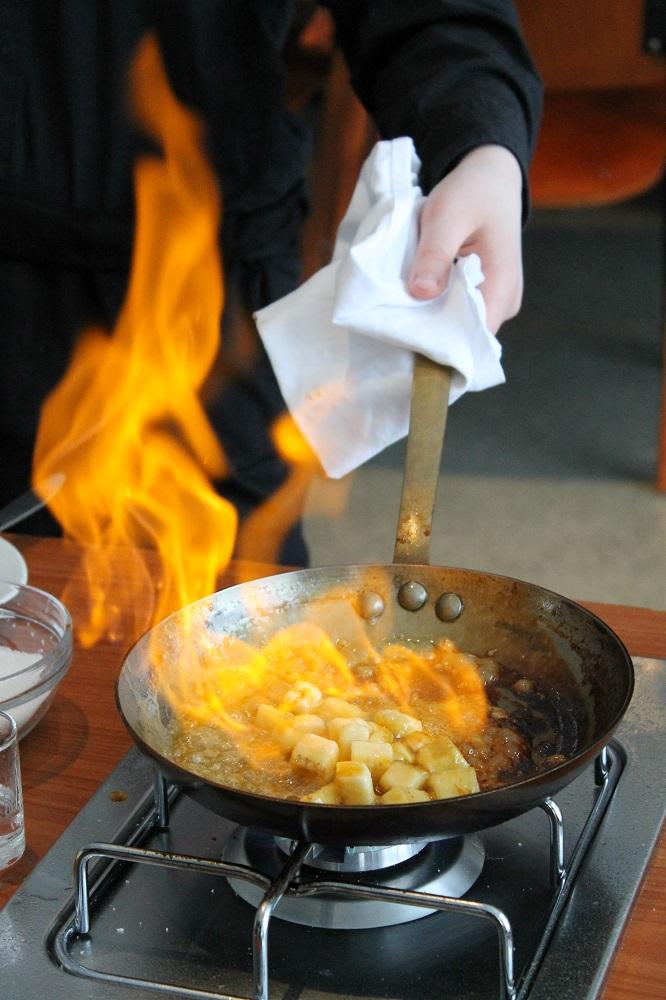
[1,656,664,1000]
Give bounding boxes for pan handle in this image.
[393,355,452,565]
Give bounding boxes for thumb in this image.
[408,202,464,300]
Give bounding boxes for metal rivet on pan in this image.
[397,580,428,611]
[358,591,385,622]
[435,592,464,622]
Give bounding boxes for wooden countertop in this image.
[0,533,663,998]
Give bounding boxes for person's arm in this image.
[322,0,543,331]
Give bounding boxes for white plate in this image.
[0,538,28,601]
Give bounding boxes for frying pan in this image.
[117,357,634,847]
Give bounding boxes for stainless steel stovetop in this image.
[1,657,664,1000]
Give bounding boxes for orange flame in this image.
[32,36,237,646]
[26,37,486,778]
[157,617,487,752]
[235,413,321,574]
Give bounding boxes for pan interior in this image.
[117,563,633,808]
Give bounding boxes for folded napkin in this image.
[254,137,504,479]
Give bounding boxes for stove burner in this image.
[3,656,664,1000]
[10,729,653,1000]
[224,827,485,928]
[275,837,426,872]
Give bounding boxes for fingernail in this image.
[411,273,440,295]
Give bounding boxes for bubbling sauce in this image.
[165,624,577,804]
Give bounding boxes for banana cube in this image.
[402,731,433,753]
[337,720,372,759]
[302,781,340,804]
[368,722,394,744]
[378,761,428,792]
[391,741,415,763]
[335,761,375,805]
[279,714,326,750]
[350,740,393,779]
[427,765,480,799]
[374,709,423,738]
[255,703,291,736]
[318,697,365,721]
[379,787,430,804]
[291,733,339,781]
[417,737,468,772]
[327,716,362,742]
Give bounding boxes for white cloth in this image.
[254,137,505,479]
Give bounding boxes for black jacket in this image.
[0,0,542,269]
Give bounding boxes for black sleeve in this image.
[321,0,543,215]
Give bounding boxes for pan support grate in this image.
[53,745,617,1000]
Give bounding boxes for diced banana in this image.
[350,740,393,779]
[379,787,430,804]
[368,723,394,744]
[337,720,371,759]
[281,681,322,714]
[391,741,414,763]
[417,737,468,772]
[427,765,480,799]
[302,781,340,804]
[374,709,423,738]
[378,761,428,792]
[318,697,365,720]
[279,714,326,750]
[291,733,339,781]
[335,761,375,805]
[402,731,433,752]
[255,703,292,736]
[327,716,360,742]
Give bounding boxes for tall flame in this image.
[235,412,321,575]
[32,36,237,645]
[26,37,489,771]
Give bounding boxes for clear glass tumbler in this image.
[0,710,25,870]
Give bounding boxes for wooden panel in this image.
[530,88,666,207]
[516,0,666,91]
[600,838,666,1000]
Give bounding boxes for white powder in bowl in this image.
[0,647,50,735]
[0,648,42,678]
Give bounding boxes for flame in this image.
[159,617,487,755]
[154,621,355,731]
[231,413,322,577]
[32,36,237,645]
[27,37,487,775]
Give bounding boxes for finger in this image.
[408,203,468,300]
[408,252,452,299]
[478,256,523,334]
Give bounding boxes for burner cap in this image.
[224,829,485,929]
[275,837,426,872]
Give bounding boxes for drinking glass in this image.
[0,710,25,870]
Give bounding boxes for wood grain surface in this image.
[0,533,663,998]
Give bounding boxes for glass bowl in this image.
[0,582,73,739]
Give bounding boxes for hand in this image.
[408,145,524,334]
